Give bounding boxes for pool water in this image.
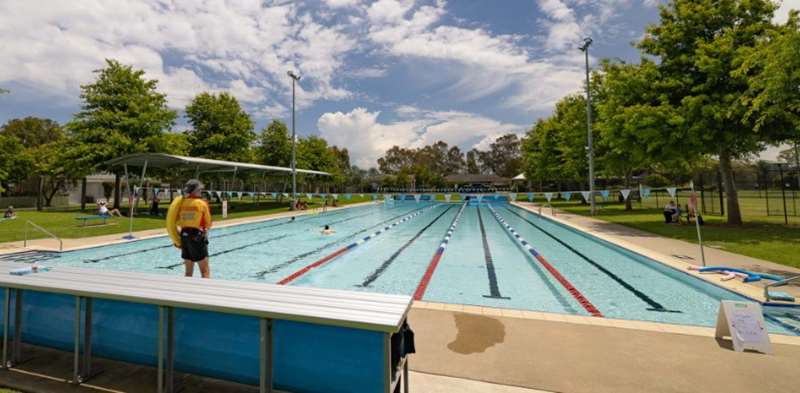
[19,201,799,335]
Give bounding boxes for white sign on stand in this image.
[715,300,772,354]
[222,200,228,219]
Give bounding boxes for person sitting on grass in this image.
[98,201,123,217]
[663,201,677,224]
[673,203,682,224]
[3,206,15,219]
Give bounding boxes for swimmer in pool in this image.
[321,225,335,235]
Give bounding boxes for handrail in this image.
[764,275,800,302]
[23,220,63,251]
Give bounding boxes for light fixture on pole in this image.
[287,70,301,210]
[578,36,596,216]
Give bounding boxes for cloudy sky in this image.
[1,0,798,167]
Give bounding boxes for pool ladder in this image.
[23,220,63,251]
[764,275,800,302]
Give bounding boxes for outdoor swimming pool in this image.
[12,200,800,335]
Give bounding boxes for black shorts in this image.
[180,228,208,262]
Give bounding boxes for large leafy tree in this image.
[465,149,482,174]
[595,60,691,208]
[0,134,27,194]
[66,59,177,173]
[521,118,561,190]
[1,117,70,207]
[638,0,781,224]
[256,120,292,167]
[478,134,523,178]
[185,92,255,162]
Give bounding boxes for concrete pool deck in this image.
[408,307,800,393]
[512,202,800,303]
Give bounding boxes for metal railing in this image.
[23,220,63,251]
[764,275,800,302]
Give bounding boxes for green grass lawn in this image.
[544,200,800,269]
[0,195,374,244]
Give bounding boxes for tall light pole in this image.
[579,37,596,216]
[287,70,301,210]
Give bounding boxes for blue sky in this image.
[1,0,797,167]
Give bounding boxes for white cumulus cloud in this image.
[317,106,525,168]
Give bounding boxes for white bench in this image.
[0,262,413,393]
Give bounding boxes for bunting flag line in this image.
[563,192,572,201]
[640,187,651,200]
[476,195,484,203]
[413,194,421,203]
[581,191,591,202]
[271,192,277,198]
[667,187,677,198]
[306,193,312,199]
[527,192,534,202]
[600,190,610,200]
[444,194,452,202]
[344,193,352,200]
[544,192,554,202]
[509,193,517,201]
[620,189,631,200]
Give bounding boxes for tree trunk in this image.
[80,177,87,211]
[36,176,44,211]
[718,149,742,225]
[624,171,633,211]
[113,173,121,209]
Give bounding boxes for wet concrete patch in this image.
[447,312,505,354]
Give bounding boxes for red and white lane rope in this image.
[413,202,468,300]
[278,204,440,285]
[486,204,603,317]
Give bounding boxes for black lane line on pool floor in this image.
[477,206,510,299]
[359,205,455,288]
[252,205,430,279]
[156,233,290,269]
[504,206,680,313]
[83,206,360,264]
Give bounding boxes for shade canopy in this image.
[512,173,526,181]
[104,153,330,176]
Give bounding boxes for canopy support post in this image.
[123,160,148,240]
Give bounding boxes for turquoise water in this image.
[22,201,799,335]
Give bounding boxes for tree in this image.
[0,134,27,194]
[466,149,482,174]
[0,117,70,207]
[480,134,523,178]
[378,146,417,174]
[445,146,465,174]
[521,119,561,191]
[638,0,780,224]
[256,120,292,167]
[66,59,177,208]
[185,92,255,162]
[737,11,800,139]
[66,59,177,173]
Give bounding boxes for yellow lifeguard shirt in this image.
[166,196,212,246]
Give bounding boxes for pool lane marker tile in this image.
[277,204,440,285]
[413,203,467,300]
[477,206,510,299]
[486,204,603,318]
